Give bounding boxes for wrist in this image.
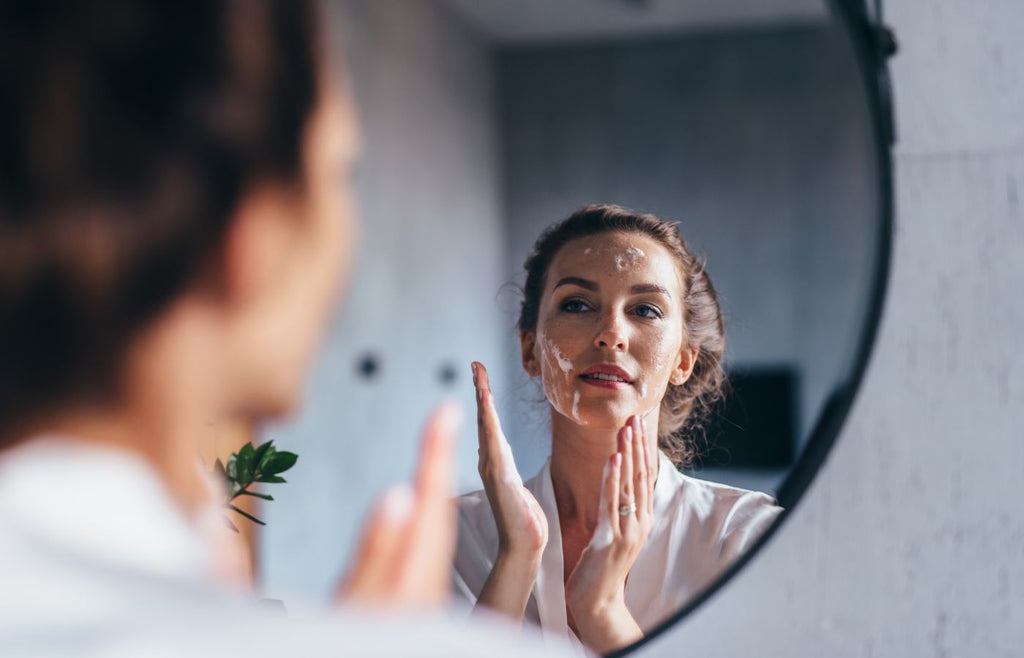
[570,596,641,654]
[495,545,543,577]
[567,588,625,622]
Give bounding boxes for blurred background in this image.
[260,0,880,605]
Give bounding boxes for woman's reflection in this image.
[456,204,782,653]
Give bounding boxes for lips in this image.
[579,364,633,384]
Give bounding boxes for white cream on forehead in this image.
[614,246,646,271]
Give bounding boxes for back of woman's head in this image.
[0,0,318,439]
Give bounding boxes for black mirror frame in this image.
[610,1,896,655]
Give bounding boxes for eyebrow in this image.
[553,276,597,291]
[553,277,672,298]
[630,283,672,298]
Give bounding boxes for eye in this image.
[559,297,591,313]
[633,303,664,319]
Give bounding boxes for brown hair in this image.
[518,204,726,467]
[0,0,319,442]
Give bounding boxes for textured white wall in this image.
[640,1,1024,656]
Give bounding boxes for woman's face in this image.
[522,231,695,431]
[229,84,360,418]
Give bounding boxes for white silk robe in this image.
[0,437,570,658]
[454,450,782,653]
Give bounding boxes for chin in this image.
[249,380,305,421]
[564,401,635,431]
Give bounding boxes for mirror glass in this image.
[261,0,884,651]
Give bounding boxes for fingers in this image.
[338,403,460,609]
[473,362,504,453]
[600,451,622,537]
[473,361,521,486]
[632,416,649,521]
[413,402,459,506]
[619,423,634,528]
[404,402,461,606]
[338,485,414,603]
[642,418,654,516]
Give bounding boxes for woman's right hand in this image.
[337,403,460,609]
[471,361,548,622]
[472,362,548,559]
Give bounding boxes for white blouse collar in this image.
[524,450,683,649]
[528,458,572,644]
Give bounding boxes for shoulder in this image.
[679,473,780,516]
[660,469,782,555]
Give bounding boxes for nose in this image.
[594,309,628,351]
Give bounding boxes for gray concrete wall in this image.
[258,0,506,602]
[641,2,1024,656]
[496,24,875,482]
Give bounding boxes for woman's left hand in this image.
[565,415,654,653]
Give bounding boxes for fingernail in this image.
[471,362,478,385]
[435,401,463,436]
[624,425,633,445]
[381,485,414,523]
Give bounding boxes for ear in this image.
[670,346,699,386]
[519,330,540,377]
[220,184,297,308]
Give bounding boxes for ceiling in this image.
[439,0,829,45]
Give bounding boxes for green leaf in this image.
[257,445,277,474]
[257,475,287,484]
[254,441,274,471]
[261,451,298,476]
[236,442,256,486]
[228,504,266,526]
[239,490,274,501]
[228,481,243,499]
[225,454,238,480]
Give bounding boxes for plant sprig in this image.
[215,440,298,529]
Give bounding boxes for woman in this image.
[456,204,783,654]
[0,2,564,656]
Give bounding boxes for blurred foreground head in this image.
[0,0,358,446]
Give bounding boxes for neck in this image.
[15,299,228,518]
[548,409,660,535]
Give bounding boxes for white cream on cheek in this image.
[536,329,584,424]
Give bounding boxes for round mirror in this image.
[261,0,893,653]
